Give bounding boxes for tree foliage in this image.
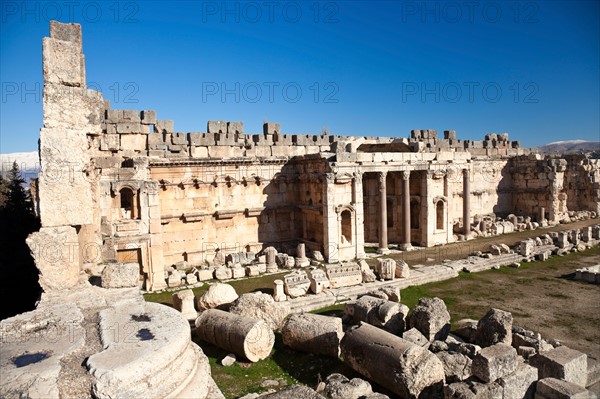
[0,161,41,320]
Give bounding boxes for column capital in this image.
[377,171,387,190]
[324,173,335,183]
[463,168,470,177]
[354,171,363,183]
[402,170,411,180]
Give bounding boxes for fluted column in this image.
[463,168,470,239]
[377,171,389,254]
[400,171,413,251]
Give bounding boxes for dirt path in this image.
[369,218,599,266]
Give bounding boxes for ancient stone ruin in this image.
[1,21,600,399]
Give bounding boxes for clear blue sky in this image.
[1,0,598,152]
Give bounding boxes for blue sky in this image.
[1,0,598,152]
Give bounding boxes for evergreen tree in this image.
[0,161,41,320]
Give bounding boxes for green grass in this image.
[143,244,600,398]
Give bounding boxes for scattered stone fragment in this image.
[229,292,290,331]
[436,351,472,383]
[281,313,343,358]
[196,283,238,310]
[410,297,451,341]
[529,346,588,387]
[172,289,197,321]
[221,354,236,367]
[475,308,513,347]
[535,377,596,399]
[101,262,139,288]
[323,373,374,399]
[472,343,518,383]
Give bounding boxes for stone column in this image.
[295,243,310,267]
[539,207,546,222]
[353,172,366,258]
[377,171,389,254]
[265,247,278,272]
[400,171,413,251]
[463,168,471,239]
[323,173,339,262]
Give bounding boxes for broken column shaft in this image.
[195,309,274,362]
[340,322,445,399]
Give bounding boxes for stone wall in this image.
[30,21,600,291]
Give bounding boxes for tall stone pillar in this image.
[323,173,340,262]
[463,168,471,239]
[400,171,413,251]
[353,172,366,259]
[377,172,389,254]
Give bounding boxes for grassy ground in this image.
[144,241,600,398]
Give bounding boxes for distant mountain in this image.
[538,140,600,154]
[0,151,40,182]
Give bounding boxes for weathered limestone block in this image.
[214,266,233,280]
[529,346,588,387]
[410,297,451,341]
[196,283,238,310]
[141,110,156,124]
[101,262,139,288]
[476,308,513,347]
[312,251,325,262]
[212,251,225,266]
[195,309,274,362]
[207,120,227,134]
[348,295,408,334]
[535,378,596,399]
[369,286,401,302]
[359,259,377,283]
[557,232,570,248]
[472,343,518,383]
[444,380,503,398]
[185,273,198,285]
[309,269,331,294]
[26,226,80,291]
[376,258,396,280]
[172,289,197,321]
[281,313,344,358]
[284,270,310,298]
[167,272,182,288]
[520,239,535,256]
[395,260,410,278]
[229,292,290,331]
[155,119,174,133]
[402,327,430,348]
[232,266,245,279]
[245,265,260,277]
[37,127,96,226]
[498,361,538,399]
[340,323,445,399]
[326,263,362,288]
[197,268,214,281]
[435,351,472,382]
[261,384,325,399]
[322,373,374,399]
[42,36,83,87]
